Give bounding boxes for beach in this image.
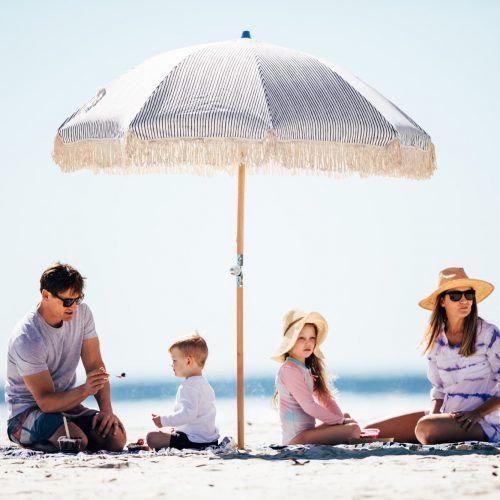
[2,1,500,499]
[1,442,498,500]
[1,395,498,499]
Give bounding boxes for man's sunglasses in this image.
[443,290,475,302]
[52,292,85,307]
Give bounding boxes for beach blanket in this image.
[0,439,498,461]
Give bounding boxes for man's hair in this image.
[40,262,85,295]
[169,333,209,368]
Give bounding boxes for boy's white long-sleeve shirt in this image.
[160,375,219,443]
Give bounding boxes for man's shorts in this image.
[169,430,219,450]
[7,404,98,448]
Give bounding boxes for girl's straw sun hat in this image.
[418,267,494,310]
[271,309,328,363]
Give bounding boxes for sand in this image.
[1,420,498,500]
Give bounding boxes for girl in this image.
[367,267,500,444]
[272,309,360,445]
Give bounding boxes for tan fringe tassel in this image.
[52,131,436,180]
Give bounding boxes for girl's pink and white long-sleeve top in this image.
[159,375,219,443]
[427,319,499,442]
[276,357,344,444]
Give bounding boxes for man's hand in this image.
[152,414,162,428]
[452,410,482,431]
[84,367,109,396]
[92,411,125,438]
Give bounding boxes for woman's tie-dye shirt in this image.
[275,357,344,445]
[427,318,500,442]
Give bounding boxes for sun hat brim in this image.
[271,311,328,363]
[418,278,494,310]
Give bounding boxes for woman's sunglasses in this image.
[52,292,85,307]
[443,290,475,302]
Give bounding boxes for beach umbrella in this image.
[53,31,436,448]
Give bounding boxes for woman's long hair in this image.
[273,323,334,406]
[422,291,480,357]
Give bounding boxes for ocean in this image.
[102,375,431,401]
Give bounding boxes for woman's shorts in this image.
[7,404,98,448]
[169,430,218,450]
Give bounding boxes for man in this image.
[5,263,126,452]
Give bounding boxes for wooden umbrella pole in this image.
[236,162,245,449]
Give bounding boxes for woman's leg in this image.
[415,413,487,444]
[146,430,172,450]
[289,422,361,445]
[364,411,425,443]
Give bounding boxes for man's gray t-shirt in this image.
[5,303,98,419]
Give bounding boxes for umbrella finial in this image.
[241,30,251,39]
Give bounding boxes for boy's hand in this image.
[152,414,162,428]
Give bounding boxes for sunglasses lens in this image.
[447,290,475,302]
[62,297,83,307]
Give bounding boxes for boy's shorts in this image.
[7,404,98,448]
[169,430,218,450]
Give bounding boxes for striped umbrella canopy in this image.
[53,32,435,178]
[53,32,436,449]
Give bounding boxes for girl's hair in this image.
[305,352,334,403]
[273,323,334,406]
[422,291,480,357]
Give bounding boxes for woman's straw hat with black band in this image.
[271,309,328,363]
[419,267,494,310]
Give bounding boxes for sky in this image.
[0,0,499,382]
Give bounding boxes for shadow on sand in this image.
[218,441,499,461]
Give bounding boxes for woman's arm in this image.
[427,353,445,409]
[453,326,499,430]
[485,326,500,397]
[430,398,443,414]
[453,396,500,430]
[474,396,500,417]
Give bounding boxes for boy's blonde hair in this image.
[169,332,209,368]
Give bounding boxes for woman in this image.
[367,267,499,444]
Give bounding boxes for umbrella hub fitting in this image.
[230,254,244,287]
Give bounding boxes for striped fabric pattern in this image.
[53,37,435,178]
[427,319,500,442]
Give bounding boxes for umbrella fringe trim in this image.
[52,133,436,179]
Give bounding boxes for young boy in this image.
[147,333,219,450]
